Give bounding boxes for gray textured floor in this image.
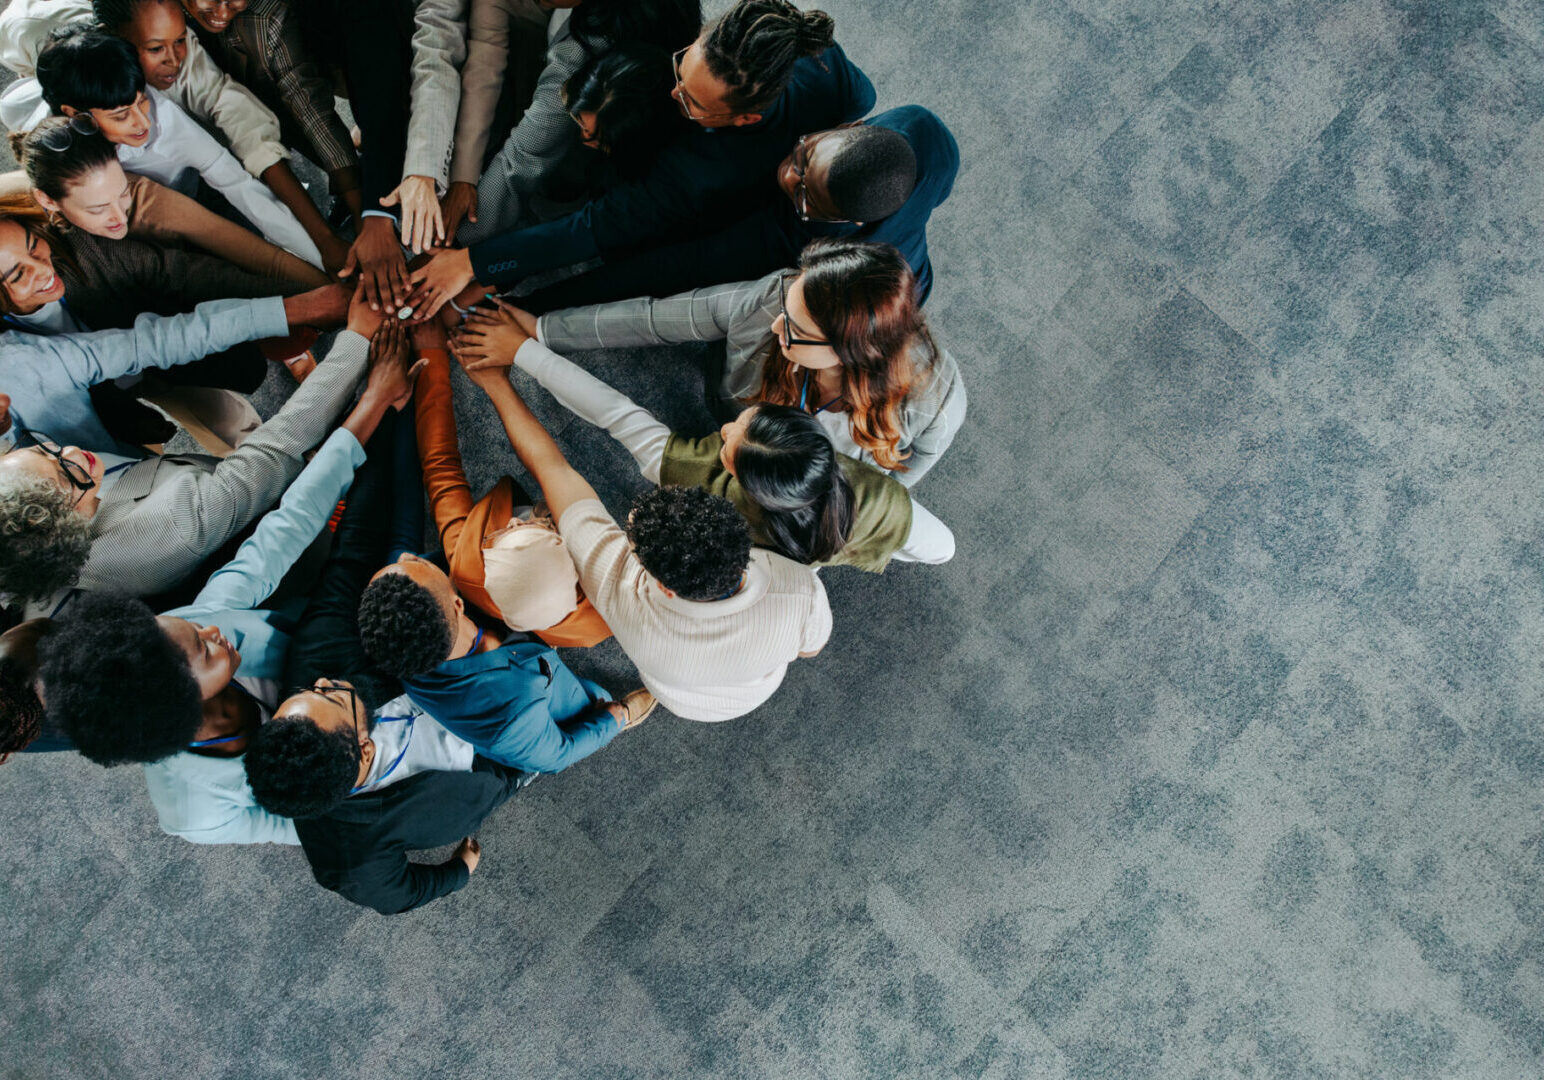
[4,0,1544,1077]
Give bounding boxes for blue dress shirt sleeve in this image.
[186,428,367,614]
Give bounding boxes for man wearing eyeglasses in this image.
[401,0,875,324]
[244,676,527,914]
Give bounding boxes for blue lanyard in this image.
[461,626,485,658]
[352,715,415,793]
[187,682,260,748]
[798,370,839,415]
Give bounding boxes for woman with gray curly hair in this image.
[0,460,94,603]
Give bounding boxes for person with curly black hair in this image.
[36,590,202,766]
[0,617,64,760]
[446,339,831,723]
[245,677,532,915]
[356,549,653,774]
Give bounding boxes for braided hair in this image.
[700,0,835,114]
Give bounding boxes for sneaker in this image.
[618,688,657,730]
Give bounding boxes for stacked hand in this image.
[338,216,408,314]
[380,175,445,255]
[440,181,478,241]
[364,318,428,411]
[449,298,536,375]
[404,247,475,323]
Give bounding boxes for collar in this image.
[652,554,771,618]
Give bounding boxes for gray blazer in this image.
[403,0,471,189]
[76,330,370,597]
[458,8,586,242]
[537,272,968,486]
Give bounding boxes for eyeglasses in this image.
[7,428,95,495]
[671,47,735,121]
[288,678,365,738]
[37,113,101,153]
[777,273,827,348]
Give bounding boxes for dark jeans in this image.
[284,408,423,700]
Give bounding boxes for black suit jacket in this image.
[295,756,526,914]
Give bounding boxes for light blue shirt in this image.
[142,427,366,846]
[0,295,288,457]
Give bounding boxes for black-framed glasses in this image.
[792,135,813,221]
[671,46,734,121]
[777,272,827,348]
[8,428,94,493]
[37,113,102,153]
[288,679,364,735]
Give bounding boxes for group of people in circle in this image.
[0,0,964,913]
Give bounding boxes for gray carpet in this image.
[5,0,1544,1076]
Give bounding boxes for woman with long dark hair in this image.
[443,0,701,241]
[451,300,954,569]
[517,238,966,486]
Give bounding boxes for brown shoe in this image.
[618,688,656,730]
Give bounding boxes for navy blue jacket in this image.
[469,43,876,284]
[519,105,960,313]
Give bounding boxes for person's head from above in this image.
[36,28,153,148]
[625,485,751,601]
[717,403,853,563]
[0,198,73,315]
[760,238,928,472]
[481,518,582,633]
[95,0,190,92]
[563,44,684,175]
[673,0,834,129]
[35,592,203,766]
[356,554,463,678]
[0,435,99,601]
[244,678,371,820]
[9,123,132,240]
[177,0,246,36]
[0,618,52,764]
[565,0,701,57]
[776,124,915,225]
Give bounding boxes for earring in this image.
[45,210,61,227]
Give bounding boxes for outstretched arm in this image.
[449,344,600,527]
[452,301,670,482]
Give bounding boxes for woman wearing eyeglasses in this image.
[451,292,955,570]
[505,239,965,488]
[444,0,699,242]
[30,327,423,849]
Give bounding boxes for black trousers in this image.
[302,0,415,212]
[284,410,423,704]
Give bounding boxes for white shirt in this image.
[354,695,477,792]
[116,91,323,269]
[559,498,831,722]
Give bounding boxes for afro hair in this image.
[356,571,454,678]
[625,485,751,601]
[37,592,201,766]
[244,717,360,819]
